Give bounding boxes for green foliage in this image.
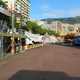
[24,21,36,31]
[25,21,60,36]
[25,21,47,35]
[39,28,47,35]
[0,0,6,8]
[55,32,60,37]
[47,30,55,35]
[47,30,60,36]
[16,22,20,28]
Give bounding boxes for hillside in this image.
[41,16,80,24]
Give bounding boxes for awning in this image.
[0,7,11,16]
[25,32,43,42]
[0,32,27,38]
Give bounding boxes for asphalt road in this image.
[0,44,80,80]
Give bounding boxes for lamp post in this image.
[11,0,16,54]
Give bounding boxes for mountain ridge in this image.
[40,16,80,24]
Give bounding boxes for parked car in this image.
[72,36,80,46]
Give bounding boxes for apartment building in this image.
[40,20,78,35]
[74,24,80,32]
[0,0,30,55]
[3,0,30,27]
[16,0,30,25]
[0,1,11,55]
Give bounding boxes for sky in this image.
[30,0,80,20]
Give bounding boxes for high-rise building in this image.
[0,0,31,55]
[3,0,30,26]
[16,0,30,24]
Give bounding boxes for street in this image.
[0,44,80,80]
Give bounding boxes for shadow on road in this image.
[8,70,80,80]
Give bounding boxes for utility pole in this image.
[56,21,58,33]
[11,0,16,55]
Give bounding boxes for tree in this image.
[0,0,6,8]
[24,21,60,36]
[47,30,55,35]
[24,21,33,31]
[25,21,48,35]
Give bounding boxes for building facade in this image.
[40,20,80,36]
[0,3,11,55]
[3,0,30,27]
[16,0,30,26]
[0,0,30,56]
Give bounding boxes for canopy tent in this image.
[25,31,43,44]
